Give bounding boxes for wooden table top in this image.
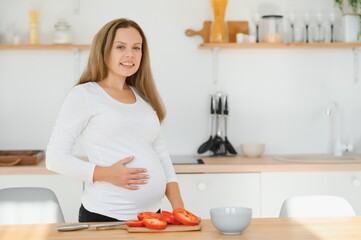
[1,217,361,240]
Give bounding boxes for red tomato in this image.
[137,212,160,221]
[142,218,167,230]
[173,208,200,226]
[125,220,144,227]
[159,210,181,225]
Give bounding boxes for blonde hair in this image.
[77,18,166,122]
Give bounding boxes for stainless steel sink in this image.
[273,154,361,163]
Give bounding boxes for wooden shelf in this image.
[200,42,361,49]
[0,44,91,50]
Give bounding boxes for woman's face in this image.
[107,27,143,79]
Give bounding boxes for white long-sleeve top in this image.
[46,82,177,220]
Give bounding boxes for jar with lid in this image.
[261,15,283,43]
[53,18,72,44]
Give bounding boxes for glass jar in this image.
[53,18,72,44]
[261,15,283,43]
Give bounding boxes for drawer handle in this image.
[198,182,206,191]
[352,178,361,187]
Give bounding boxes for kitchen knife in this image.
[57,221,126,232]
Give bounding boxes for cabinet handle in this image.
[198,182,207,191]
[352,178,361,187]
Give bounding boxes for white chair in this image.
[279,195,356,218]
[0,187,65,224]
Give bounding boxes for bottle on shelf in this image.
[28,9,40,44]
[210,0,228,43]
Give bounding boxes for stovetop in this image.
[171,156,204,165]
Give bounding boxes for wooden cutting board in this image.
[95,223,202,233]
[185,21,211,43]
[0,150,45,166]
[227,21,249,42]
[185,21,249,43]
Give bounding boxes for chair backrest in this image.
[279,195,356,218]
[0,187,65,224]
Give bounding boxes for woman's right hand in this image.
[93,156,148,190]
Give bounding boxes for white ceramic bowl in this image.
[210,207,252,235]
[241,143,265,158]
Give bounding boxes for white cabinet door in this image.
[261,172,361,217]
[162,173,261,219]
[0,175,83,222]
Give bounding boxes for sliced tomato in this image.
[173,208,200,226]
[159,210,181,225]
[126,220,144,227]
[142,217,167,230]
[137,212,160,221]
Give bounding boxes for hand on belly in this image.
[94,156,149,190]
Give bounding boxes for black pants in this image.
[78,204,119,222]
[78,204,162,222]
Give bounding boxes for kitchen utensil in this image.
[185,21,211,44]
[58,222,126,231]
[212,95,226,155]
[0,150,44,166]
[223,96,237,155]
[210,207,252,235]
[58,221,202,233]
[197,96,216,154]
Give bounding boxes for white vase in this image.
[342,15,360,42]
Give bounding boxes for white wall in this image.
[0,0,360,156]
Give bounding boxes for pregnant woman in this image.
[46,18,184,222]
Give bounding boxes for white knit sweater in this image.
[46,82,177,220]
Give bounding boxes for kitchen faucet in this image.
[325,101,353,156]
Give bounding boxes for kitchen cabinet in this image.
[161,173,261,219]
[0,175,83,222]
[261,172,361,217]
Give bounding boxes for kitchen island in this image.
[1,217,361,240]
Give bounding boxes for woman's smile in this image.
[108,27,143,79]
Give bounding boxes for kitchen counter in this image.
[1,156,361,175]
[177,156,361,173]
[1,217,361,240]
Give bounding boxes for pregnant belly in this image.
[127,160,167,207]
[129,155,166,202]
[89,155,167,212]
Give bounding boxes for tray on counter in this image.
[0,150,45,166]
